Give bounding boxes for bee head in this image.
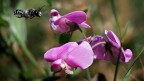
[34,10,42,17]
[38,11,42,17]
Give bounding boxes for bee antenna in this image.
[39,5,45,11]
[41,10,48,15]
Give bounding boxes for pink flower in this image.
[44,41,94,74]
[105,30,133,63]
[50,9,90,33]
[84,36,107,60]
[80,30,133,63]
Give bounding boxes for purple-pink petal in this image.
[50,9,61,17]
[44,42,78,62]
[55,11,86,24]
[90,35,106,60]
[121,48,133,63]
[66,41,94,69]
[79,22,91,28]
[105,30,121,48]
[103,52,111,60]
[55,18,70,33]
[50,9,91,33]
[51,59,62,72]
[54,11,90,28]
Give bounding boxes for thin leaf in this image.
[86,68,92,81]
[122,69,132,81]
[47,0,53,9]
[0,0,3,15]
[122,47,144,81]
[7,1,46,76]
[9,0,27,46]
[110,0,121,40]
[122,21,130,43]
[0,17,9,27]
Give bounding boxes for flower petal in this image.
[66,41,94,69]
[54,11,89,26]
[44,42,78,62]
[79,22,91,28]
[51,59,62,72]
[91,35,106,60]
[50,9,61,17]
[105,30,121,48]
[121,48,133,63]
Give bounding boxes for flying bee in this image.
[14,6,45,19]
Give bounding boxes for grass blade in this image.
[122,21,130,43]
[110,0,121,40]
[86,68,92,81]
[122,47,144,81]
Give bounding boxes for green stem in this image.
[86,68,91,81]
[122,47,144,81]
[110,0,122,40]
[113,48,121,81]
[0,31,26,72]
[12,31,46,76]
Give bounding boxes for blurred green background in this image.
[0,0,144,81]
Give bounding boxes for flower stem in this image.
[78,28,88,41]
[113,48,121,81]
[86,68,92,81]
[11,31,46,76]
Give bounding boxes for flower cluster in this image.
[86,30,132,63]
[44,9,133,74]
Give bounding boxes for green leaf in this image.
[59,33,72,44]
[122,21,130,43]
[9,0,27,46]
[122,47,144,81]
[7,1,46,76]
[47,0,53,9]
[0,17,9,27]
[83,9,88,13]
[0,0,4,15]
[110,0,121,40]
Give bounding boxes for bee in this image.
[14,6,44,19]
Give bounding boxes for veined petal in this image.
[54,11,87,25]
[54,11,90,28]
[121,48,133,63]
[66,41,94,69]
[44,42,78,62]
[91,35,106,60]
[105,30,121,48]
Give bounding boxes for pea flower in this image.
[89,35,109,60]
[105,30,133,63]
[50,9,90,33]
[44,41,94,74]
[81,30,132,63]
